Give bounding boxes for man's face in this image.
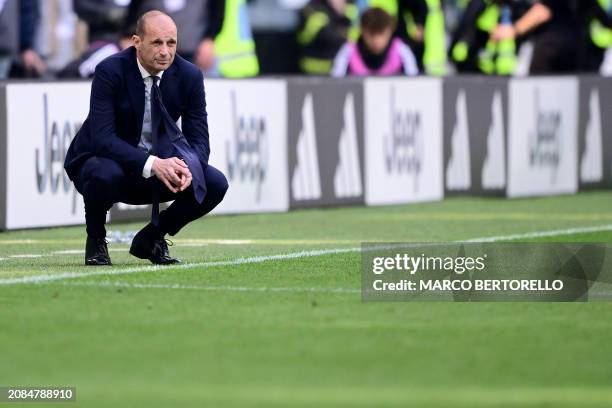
[133,15,177,74]
[362,28,393,55]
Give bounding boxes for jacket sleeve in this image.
[88,63,149,173]
[181,70,210,166]
[203,0,226,40]
[450,0,486,51]
[20,0,39,51]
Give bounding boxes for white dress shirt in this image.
[136,58,164,178]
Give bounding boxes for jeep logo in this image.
[34,94,81,213]
[529,90,561,183]
[226,90,268,202]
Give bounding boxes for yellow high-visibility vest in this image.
[591,0,612,48]
[423,0,448,75]
[297,3,359,74]
[472,2,516,75]
[368,0,397,15]
[214,0,259,77]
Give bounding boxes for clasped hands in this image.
[152,157,192,193]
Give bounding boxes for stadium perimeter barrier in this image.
[0,75,610,230]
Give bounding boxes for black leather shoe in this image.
[85,237,112,266]
[129,228,181,265]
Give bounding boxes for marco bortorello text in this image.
[361,243,612,302]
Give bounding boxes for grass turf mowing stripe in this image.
[60,280,361,293]
[1,223,611,286]
[76,385,612,406]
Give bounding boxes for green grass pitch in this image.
[1,191,612,407]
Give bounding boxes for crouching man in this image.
[64,10,228,266]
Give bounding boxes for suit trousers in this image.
[73,156,229,238]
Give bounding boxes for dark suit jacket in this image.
[64,46,210,180]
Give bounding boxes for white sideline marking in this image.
[52,248,129,255]
[0,247,359,285]
[1,248,129,258]
[464,224,612,243]
[52,250,84,255]
[177,239,358,245]
[1,224,611,286]
[3,244,213,261]
[1,241,352,260]
[62,280,360,294]
[205,239,252,245]
[8,254,43,259]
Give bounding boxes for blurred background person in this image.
[74,0,131,43]
[296,0,359,75]
[366,0,425,71]
[584,0,612,73]
[331,7,419,76]
[194,0,259,77]
[366,0,447,75]
[0,0,19,78]
[449,0,530,75]
[57,0,133,78]
[492,0,612,74]
[5,0,612,78]
[248,0,302,74]
[0,0,46,78]
[126,0,259,77]
[57,26,133,78]
[40,0,84,74]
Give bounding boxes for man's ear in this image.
[132,35,141,50]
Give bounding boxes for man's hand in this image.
[176,161,192,191]
[195,39,215,71]
[491,24,517,42]
[152,157,192,193]
[21,49,46,76]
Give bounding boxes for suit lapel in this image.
[126,48,145,140]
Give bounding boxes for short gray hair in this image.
[136,10,174,38]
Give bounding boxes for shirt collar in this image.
[136,57,164,82]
